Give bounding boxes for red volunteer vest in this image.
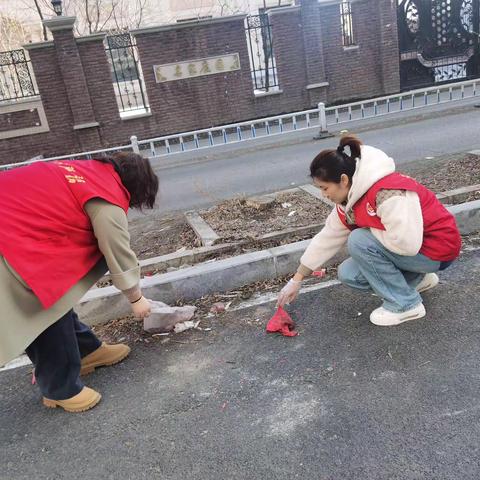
[0,160,130,308]
[336,173,461,261]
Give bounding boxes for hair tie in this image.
[336,145,345,155]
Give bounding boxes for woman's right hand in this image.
[276,279,302,308]
[131,296,151,318]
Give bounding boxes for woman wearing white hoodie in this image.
[277,135,461,326]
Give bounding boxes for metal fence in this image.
[245,14,279,92]
[105,32,149,116]
[1,78,478,170]
[129,78,479,157]
[0,49,38,103]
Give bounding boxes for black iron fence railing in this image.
[0,49,38,102]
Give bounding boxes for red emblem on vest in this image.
[366,202,376,216]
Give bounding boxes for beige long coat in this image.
[0,199,140,367]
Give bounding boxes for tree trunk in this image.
[33,0,48,41]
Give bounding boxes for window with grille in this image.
[0,49,39,103]
[105,32,150,117]
[245,14,279,93]
[340,1,355,47]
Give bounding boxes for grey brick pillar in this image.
[43,16,102,150]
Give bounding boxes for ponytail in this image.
[309,134,362,183]
[337,134,362,160]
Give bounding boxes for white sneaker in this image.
[370,303,426,326]
[415,273,439,293]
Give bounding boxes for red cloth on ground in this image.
[266,307,298,337]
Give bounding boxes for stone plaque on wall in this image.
[154,53,241,83]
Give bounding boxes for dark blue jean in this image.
[25,310,101,400]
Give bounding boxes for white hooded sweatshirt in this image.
[298,145,424,274]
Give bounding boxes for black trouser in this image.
[25,310,101,400]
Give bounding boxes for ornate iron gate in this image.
[397,0,480,90]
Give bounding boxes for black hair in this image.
[96,152,159,209]
[309,134,362,183]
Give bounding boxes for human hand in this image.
[131,296,151,318]
[276,279,302,308]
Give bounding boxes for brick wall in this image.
[378,0,400,94]
[0,2,400,164]
[135,18,255,135]
[321,1,382,104]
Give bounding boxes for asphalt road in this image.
[1,246,479,479]
[140,100,480,217]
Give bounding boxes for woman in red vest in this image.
[0,152,159,412]
[277,135,461,326]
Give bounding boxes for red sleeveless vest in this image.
[336,173,461,261]
[0,160,130,308]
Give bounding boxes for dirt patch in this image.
[128,213,198,259]
[401,153,480,195]
[200,190,331,242]
[125,190,329,262]
[462,232,480,250]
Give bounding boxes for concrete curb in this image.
[77,200,480,326]
[78,240,348,326]
[448,200,480,234]
[437,184,480,205]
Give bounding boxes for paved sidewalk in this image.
[1,248,479,480]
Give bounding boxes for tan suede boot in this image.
[80,342,131,375]
[43,387,101,412]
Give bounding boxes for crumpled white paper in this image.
[173,320,200,333]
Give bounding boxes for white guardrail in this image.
[1,78,478,170]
